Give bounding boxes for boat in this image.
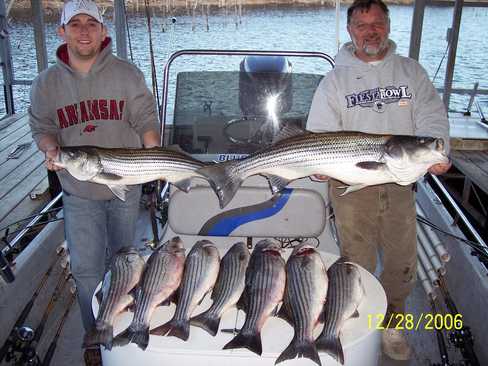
[1,1,488,366]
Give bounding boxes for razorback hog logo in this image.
[83,124,97,133]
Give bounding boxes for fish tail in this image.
[151,318,190,341]
[114,326,150,350]
[315,334,344,365]
[190,311,221,336]
[83,324,113,350]
[276,337,322,366]
[197,161,242,209]
[223,330,262,356]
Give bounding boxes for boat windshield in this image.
[170,70,324,159]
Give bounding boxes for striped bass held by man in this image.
[197,126,449,209]
[52,145,210,200]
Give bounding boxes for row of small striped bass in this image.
[53,146,208,200]
[198,127,449,208]
[82,238,365,364]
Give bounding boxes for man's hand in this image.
[310,174,329,182]
[428,161,451,175]
[45,147,62,171]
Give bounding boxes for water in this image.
[3,4,488,118]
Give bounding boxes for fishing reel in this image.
[5,326,40,365]
[448,327,480,366]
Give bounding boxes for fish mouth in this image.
[262,246,283,256]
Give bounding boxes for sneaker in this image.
[84,347,102,366]
[382,328,412,361]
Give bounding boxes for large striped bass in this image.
[114,237,185,350]
[53,145,208,201]
[191,241,250,336]
[276,243,328,366]
[83,247,145,350]
[223,239,286,356]
[150,240,220,341]
[315,258,364,365]
[198,128,449,208]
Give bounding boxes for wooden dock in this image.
[0,113,50,238]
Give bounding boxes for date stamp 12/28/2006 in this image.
[368,313,463,331]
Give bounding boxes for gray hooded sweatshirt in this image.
[29,38,160,200]
[306,40,450,152]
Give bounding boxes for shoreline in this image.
[8,0,416,21]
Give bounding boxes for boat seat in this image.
[168,183,326,237]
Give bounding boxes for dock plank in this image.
[0,151,44,198]
[450,150,488,195]
[0,178,50,231]
[0,124,31,153]
[0,145,39,181]
[0,113,25,131]
[0,162,47,223]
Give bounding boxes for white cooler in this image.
[92,250,387,366]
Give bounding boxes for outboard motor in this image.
[238,56,293,117]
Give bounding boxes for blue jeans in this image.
[63,185,142,331]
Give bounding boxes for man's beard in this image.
[353,36,389,57]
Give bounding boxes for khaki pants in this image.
[329,179,417,323]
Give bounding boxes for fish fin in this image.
[159,291,177,307]
[261,174,291,194]
[83,324,113,350]
[150,319,189,341]
[112,329,131,348]
[351,309,360,318]
[276,301,293,326]
[339,184,367,195]
[315,334,344,365]
[355,161,386,170]
[114,326,150,350]
[223,330,262,356]
[98,172,124,181]
[197,161,242,209]
[172,178,192,193]
[317,308,325,325]
[190,311,221,336]
[272,124,308,143]
[167,144,189,155]
[95,289,103,305]
[197,293,207,306]
[107,185,129,201]
[236,290,248,313]
[276,337,321,366]
[272,303,281,317]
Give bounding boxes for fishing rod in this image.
[41,288,77,366]
[416,215,488,266]
[3,267,72,365]
[32,267,72,346]
[437,276,480,366]
[0,246,66,362]
[429,296,452,366]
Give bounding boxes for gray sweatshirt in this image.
[29,38,160,200]
[306,40,450,152]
